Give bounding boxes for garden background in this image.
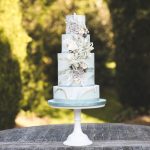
[0,0,150,130]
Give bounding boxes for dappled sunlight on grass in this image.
[15,109,105,127]
[126,115,150,126]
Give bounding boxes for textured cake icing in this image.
[58,53,94,86]
[66,15,86,34]
[53,13,100,101]
[62,34,90,53]
[54,85,99,100]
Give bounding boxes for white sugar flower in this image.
[79,28,85,35]
[73,76,81,84]
[80,62,88,70]
[67,40,78,51]
[73,63,80,69]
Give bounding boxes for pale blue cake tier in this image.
[48,99,106,108]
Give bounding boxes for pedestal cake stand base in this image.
[48,99,106,146]
[63,109,92,146]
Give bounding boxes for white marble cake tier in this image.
[61,34,90,53]
[58,53,95,86]
[66,15,85,34]
[53,85,99,100]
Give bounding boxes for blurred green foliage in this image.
[108,0,150,112]
[0,0,150,129]
[0,0,30,129]
[0,34,22,130]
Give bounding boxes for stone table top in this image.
[0,123,150,150]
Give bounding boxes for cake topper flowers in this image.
[65,13,94,84]
[66,13,89,37]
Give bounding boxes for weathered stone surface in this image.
[0,123,150,150]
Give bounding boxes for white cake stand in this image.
[48,99,106,146]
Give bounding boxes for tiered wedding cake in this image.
[53,13,100,102]
[49,13,106,146]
